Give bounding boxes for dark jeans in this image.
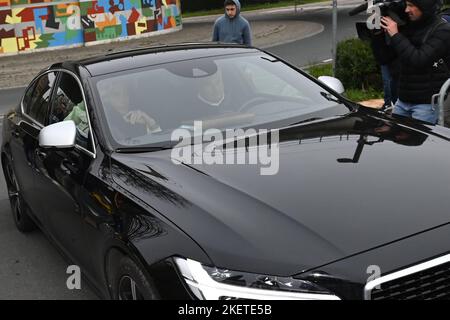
[381,64,398,107]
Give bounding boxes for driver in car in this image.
[196,69,225,108]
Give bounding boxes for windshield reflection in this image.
[94,53,350,148]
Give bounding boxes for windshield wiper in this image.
[320,91,357,111]
[115,145,173,153]
[288,117,323,126]
[261,56,280,63]
[320,91,342,103]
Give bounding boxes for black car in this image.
[3,43,450,300]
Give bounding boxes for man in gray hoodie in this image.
[212,0,252,46]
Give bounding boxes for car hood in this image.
[111,112,450,276]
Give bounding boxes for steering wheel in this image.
[238,96,275,112]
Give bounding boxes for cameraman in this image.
[375,0,450,124]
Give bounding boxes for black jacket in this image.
[372,16,450,104]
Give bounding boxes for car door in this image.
[33,70,96,267]
[8,71,58,225]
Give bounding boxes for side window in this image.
[49,72,92,151]
[24,72,57,125]
[22,83,36,113]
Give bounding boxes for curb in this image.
[260,24,324,50]
[183,0,363,22]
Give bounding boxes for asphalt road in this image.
[266,8,363,66]
[0,7,363,299]
[0,87,24,115]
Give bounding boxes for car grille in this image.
[365,254,450,300]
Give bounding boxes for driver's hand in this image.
[124,110,161,133]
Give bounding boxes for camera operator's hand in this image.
[381,16,399,37]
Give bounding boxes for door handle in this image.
[61,159,78,174]
[35,149,47,160]
[60,162,71,175]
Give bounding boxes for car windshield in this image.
[93,52,351,148]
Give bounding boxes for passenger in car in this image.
[101,85,161,141]
[64,100,89,138]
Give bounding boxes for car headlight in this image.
[174,258,340,300]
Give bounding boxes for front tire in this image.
[4,159,36,233]
[111,256,160,300]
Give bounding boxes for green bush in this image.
[181,0,223,12]
[335,38,382,91]
[305,62,383,102]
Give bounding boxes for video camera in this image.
[349,0,408,40]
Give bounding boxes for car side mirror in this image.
[434,78,450,127]
[39,120,76,149]
[318,76,345,95]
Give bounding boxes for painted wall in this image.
[0,0,181,54]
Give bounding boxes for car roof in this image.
[52,43,261,77]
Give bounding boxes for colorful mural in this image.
[0,0,181,54]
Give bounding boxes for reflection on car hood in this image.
[111,112,450,276]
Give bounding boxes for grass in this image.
[305,63,383,102]
[182,0,328,18]
[305,62,333,78]
[345,88,383,102]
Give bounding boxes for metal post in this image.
[332,0,338,77]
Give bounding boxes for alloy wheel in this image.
[5,162,22,224]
